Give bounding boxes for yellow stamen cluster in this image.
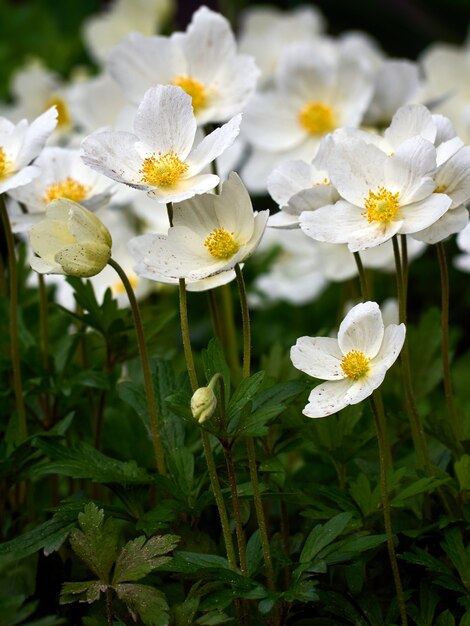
[340,350,370,380]
[46,96,71,129]
[298,101,336,135]
[140,151,189,187]
[43,177,90,204]
[363,187,400,224]
[172,75,207,113]
[0,146,12,179]
[434,183,448,193]
[204,228,240,260]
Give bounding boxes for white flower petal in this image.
[108,33,184,103]
[0,165,41,194]
[242,92,305,151]
[303,378,353,418]
[399,193,452,234]
[338,301,384,358]
[343,365,388,405]
[186,114,241,174]
[146,174,219,203]
[412,205,469,244]
[81,131,144,187]
[329,140,388,207]
[384,104,436,149]
[372,323,406,370]
[134,85,197,159]
[15,107,58,168]
[290,336,344,380]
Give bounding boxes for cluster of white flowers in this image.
[1,1,470,419]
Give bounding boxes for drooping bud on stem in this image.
[190,373,222,424]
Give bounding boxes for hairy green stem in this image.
[370,391,408,626]
[178,278,237,571]
[108,258,166,475]
[436,242,464,454]
[235,263,276,592]
[392,236,431,473]
[1,194,27,440]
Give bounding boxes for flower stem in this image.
[353,251,370,300]
[235,263,276,592]
[0,194,27,440]
[214,375,249,576]
[37,273,52,425]
[436,241,464,454]
[392,236,431,473]
[108,257,166,475]
[178,278,237,571]
[370,391,408,626]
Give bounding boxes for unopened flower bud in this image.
[191,386,217,424]
[29,199,112,277]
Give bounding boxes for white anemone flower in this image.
[300,136,452,251]
[107,6,259,125]
[128,172,268,282]
[0,108,57,194]
[81,85,241,204]
[291,301,405,418]
[9,147,114,231]
[241,40,373,191]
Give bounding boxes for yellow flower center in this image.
[43,177,90,204]
[314,177,331,187]
[45,96,71,129]
[341,350,370,380]
[112,273,138,295]
[204,228,240,260]
[435,183,447,193]
[363,187,400,224]
[298,101,336,135]
[172,75,207,113]
[140,151,189,187]
[0,146,12,179]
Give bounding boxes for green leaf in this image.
[115,583,169,626]
[31,439,153,484]
[59,581,106,605]
[435,610,455,626]
[228,371,265,416]
[69,503,119,582]
[441,528,470,591]
[195,612,233,625]
[455,455,470,491]
[202,338,231,405]
[0,508,78,558]
[408,308,443,398]
[246,530,263,577]
[391,476,450,507]
[299,512,353,563]
[113,534,179,584]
